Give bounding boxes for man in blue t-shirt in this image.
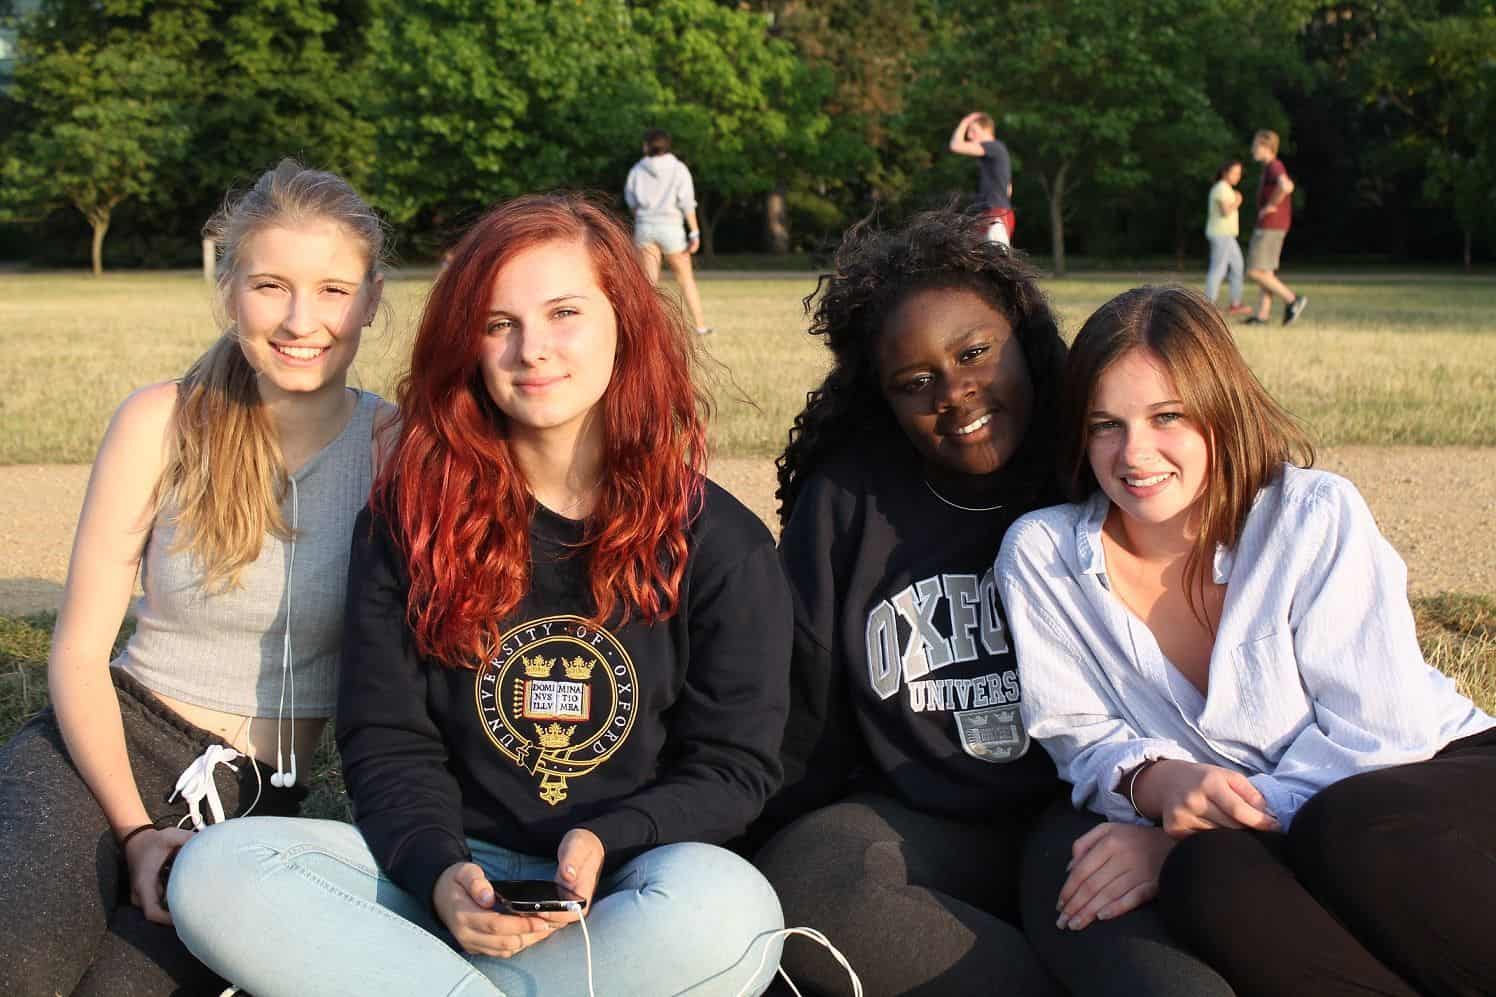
[949,111,1014,246]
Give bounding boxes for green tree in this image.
[638,0,849,254]
[1367,5,1496,268]
[0,40,190,273]
[899,0,1317,271]
[909,1,1220,272]
[365,0,657,230]
[754,0,930,234]
[192,0,377,197]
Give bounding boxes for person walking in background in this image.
[1205,160,1252,317]
[949,111,1015,246]
[625,128,713,335]
[1245,130,1307,326]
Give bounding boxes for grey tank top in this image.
[114,389,381,716]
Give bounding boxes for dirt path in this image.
[4,448,1493,615]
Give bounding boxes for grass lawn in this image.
[2,270,1494,464]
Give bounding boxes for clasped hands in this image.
[1055,760,1278,931]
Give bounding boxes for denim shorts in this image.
[634,219,688,255]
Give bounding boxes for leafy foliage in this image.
[0,35,192,272]
[0,0,1494,265]
[1363,3,1496,265]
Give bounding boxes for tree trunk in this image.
[1046,162,1069,276]
[1174,201,1189,268]
[700,193,732,260]
[90,209,111,276]
[1465,228,1472,272]
[765,186,790,255]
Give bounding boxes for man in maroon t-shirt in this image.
[1245,130,1308,326]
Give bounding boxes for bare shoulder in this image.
[105,381,178,456]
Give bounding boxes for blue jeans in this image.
[1205,235,1244,305]
[169,817,784,997]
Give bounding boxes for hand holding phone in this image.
[555,827,605,912]
[434,862,559,958]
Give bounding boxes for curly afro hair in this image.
[775,209,1067,525]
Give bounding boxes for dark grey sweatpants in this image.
[0,668,305,997]
[755,792,1230,997]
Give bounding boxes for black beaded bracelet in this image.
[118,822,157,849]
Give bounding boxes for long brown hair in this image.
[372,193,709,667]
[158,159,387,591]
[1059,286,1315,622]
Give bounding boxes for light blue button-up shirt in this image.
[996,465,1492,829]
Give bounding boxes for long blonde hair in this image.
[1059,286,1315,625]
[157,159,387,591]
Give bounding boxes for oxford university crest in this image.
[475,615,639,805]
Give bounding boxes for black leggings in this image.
[1157,726,1496,997]
[1020,800,1234,997]
[0,669,305,997]
[755,792,1224,997]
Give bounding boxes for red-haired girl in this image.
[169,194,792,997]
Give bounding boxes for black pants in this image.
[756,793,1226,997]
[1157,725,1496,997]
[755,792,1062,997]
[1020,800,1235,997]
[0,669,305,997]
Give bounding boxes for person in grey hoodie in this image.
[625,129,711,334]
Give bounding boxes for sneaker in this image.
[1242,315,1268,325]
[1283,296,1308,326]
[1227,304,1253,317]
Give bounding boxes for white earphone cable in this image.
[572,913,860,997]
[272,476,299,789]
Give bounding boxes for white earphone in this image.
[271,476,300,789]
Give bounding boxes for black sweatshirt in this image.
[760,433,1060,834]
[337,480,792,909]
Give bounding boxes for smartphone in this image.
[491,879,587,914]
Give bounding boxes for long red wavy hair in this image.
[373,193,709,667]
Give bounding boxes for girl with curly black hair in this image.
[752,211,1232,997]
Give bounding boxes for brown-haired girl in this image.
[998,285,1495,996]
[0,160,391,995]
[168,193,791,996]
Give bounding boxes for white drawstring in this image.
[167,744,242,831]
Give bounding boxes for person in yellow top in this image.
[1204,160,1251,317]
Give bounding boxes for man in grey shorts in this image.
[1244,129,1308,326]
[624,128,712,334]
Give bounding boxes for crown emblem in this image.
[522,654,554,678]
[535,722,577,749]
[562,655,595,680]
